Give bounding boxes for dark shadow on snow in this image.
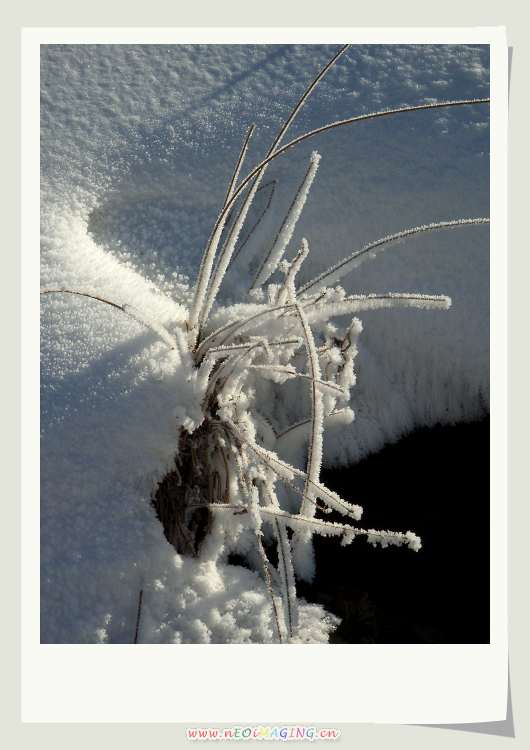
[299,416,490,644]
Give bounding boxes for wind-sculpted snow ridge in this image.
[41,44,489,643]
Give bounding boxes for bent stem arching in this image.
[190,97,489,344]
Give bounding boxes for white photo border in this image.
[22,26,508,724]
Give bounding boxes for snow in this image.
[40,44,489,643]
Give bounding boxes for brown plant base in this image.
[152,419,229,557]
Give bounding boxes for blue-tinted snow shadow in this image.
[41,325,172,432]
[174,45,293,121]
[85,43,490,290]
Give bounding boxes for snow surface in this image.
[41,44,489,643]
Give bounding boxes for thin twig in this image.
[223,124,256,207]
[195,303,295,361]
[268,44,350,156]
[133,589,143,644]
[298,218,490,296]
[40,289,178,350]
[267,505,298,640]
[200,154,266,326]
[191,45,350,340]
[196,99,490,299]
[251,156,319,290]
[230,180,277,263]
[225,421,362,520]
[276,408,348,441]
[293,304,323,511]
[248,364,346,397]
[236,458,284,643]
[188,124,256,342]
